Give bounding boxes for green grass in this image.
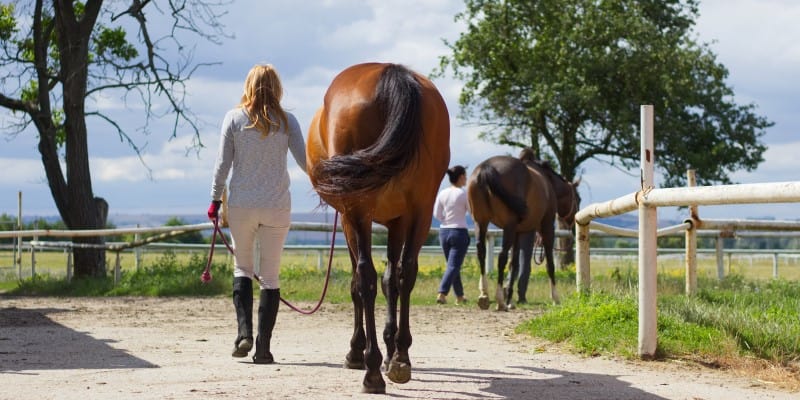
[519,274,800,366]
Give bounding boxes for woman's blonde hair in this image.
[239,64,288,137]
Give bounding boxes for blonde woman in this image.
[208,64,307,364]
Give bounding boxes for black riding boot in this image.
[253,288,280,364]
[232,277,254,357]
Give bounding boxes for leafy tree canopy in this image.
[436,0,771,187]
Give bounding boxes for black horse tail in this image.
[312,64,422,197]
[475,163,528,219]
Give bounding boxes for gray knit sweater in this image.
[210,108,307,209]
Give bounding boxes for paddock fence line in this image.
[4,216,799,288]
[2,219,580,281]
[574,105,800,359]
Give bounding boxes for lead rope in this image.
[202,211,339,316]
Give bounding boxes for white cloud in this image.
[731,141,800,183]
[4,0,800,219]
[0,158,47,185]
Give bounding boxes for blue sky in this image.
[1,0,799,225]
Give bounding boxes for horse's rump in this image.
[472,158,528,221]
[310,64,423,198]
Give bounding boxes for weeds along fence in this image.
[1,222,565,282]
[3,218,800,285]
[4,236,799,283]
[575,105,800,359]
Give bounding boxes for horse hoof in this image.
[387,360,411,384]
[508,302,516,310]
[495,304,508,312]
[362,373,386,394]
[477,296,490,310]
[361,385,386,394]
[344,354,365,370]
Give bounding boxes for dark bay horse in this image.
[306,62,450,393]
[467,148,579,311]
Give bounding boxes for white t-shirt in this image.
[433,186,470,229]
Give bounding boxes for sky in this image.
[1,0,799,226]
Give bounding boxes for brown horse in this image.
[306,62,450,393]
[467,148,579,311]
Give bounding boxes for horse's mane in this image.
[518,148,569,183]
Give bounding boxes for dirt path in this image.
[0,296,795,400]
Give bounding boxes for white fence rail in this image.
[1,221,575,281]
[574,105,800,358]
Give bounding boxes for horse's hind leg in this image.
[505,236,522,310]
[343,225,366,370]
[386,221,423,385]
[381,223,403,370]
[495,228,515,312]
[475,222,491,310]
[343,214,386,393]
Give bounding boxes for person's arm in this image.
[211,111,235,201]
[286,113,307,173]
[433,191,446,221]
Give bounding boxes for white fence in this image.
[574,105,800,358]
[1,221,564,281]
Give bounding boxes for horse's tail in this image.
[475,163,528,219]
[312,64,422,197]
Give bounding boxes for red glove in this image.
[207,200,222,220]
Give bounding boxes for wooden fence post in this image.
[685,169,698,295]
[716,235,725,280]
[576,223,590,292]
[638,105,658,359]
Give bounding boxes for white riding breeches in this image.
[227,206,290,290]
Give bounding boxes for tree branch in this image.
[87,110,153,179]
[0,93,32,113]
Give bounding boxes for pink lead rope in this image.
[202,212,339,316]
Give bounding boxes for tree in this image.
[438,0,771,189]
[163,216,204,244]
[0,1,228,277]
[436,0,772,266]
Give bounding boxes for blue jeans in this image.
[437,228,470,297]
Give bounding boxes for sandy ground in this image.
[0,295,796,400]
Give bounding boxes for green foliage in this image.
[161,217,205,244]
[14,274,115,296]
[0,3,16,41]
[436,0,771,186]
[10,251,230,297]
[94,26,137,61]
[520,276,800,365]
[672,277,800,362]
[109,251,227,296]
[519,292,639,357]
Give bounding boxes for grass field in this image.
[3,246,799,292]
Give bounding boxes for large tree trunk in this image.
[43,0,107,278]
[557,128,578,269]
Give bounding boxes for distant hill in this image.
[22,211,665,231]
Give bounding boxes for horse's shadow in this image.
[292,362,668,399]
[413,365,669,400]
[0,307,156,373]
